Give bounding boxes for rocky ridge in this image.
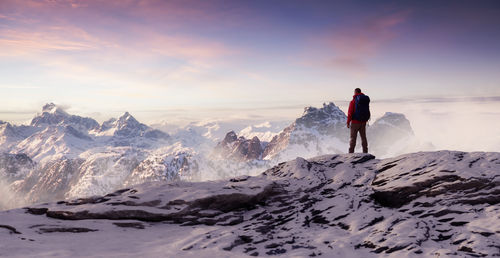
[0,151,498,257]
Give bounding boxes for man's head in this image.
[354,88,361,94]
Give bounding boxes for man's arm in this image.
[347,99,355,128]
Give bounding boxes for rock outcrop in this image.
[213,131,264,162]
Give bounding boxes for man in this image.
[347,88,371,153]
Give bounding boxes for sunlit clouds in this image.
[0,0,499,126]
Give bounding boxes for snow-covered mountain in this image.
[368,112,434,157]
[263,102,348,161]
[1,151,498,257]
[0,104,275,210]
[0,104,177,209]
[96,112,168,139]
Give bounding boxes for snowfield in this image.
[0,151,498,257]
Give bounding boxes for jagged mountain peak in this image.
[214,131,263,162]
[371,112,414,135]
[31,103,99,131]
[223,131,238,143]
[302,101,340,115]
[109,112,147,137]
[95,112,168,143]
[41,103,67,115]
[296,101,346,129]
[116,112,141,128]
[118,111,132,120]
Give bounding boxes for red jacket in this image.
[347,93,366,125]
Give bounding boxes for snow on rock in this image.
[95,112,169,147]
[31,103,99,132]
[263,102,348,160]
[0,122,41,151]
[0,104,179,208]
[212,131,264,162]
[1,151,498,257]
[11,157,85,204]
[125,148,199,186]
[372,151,500,207]
[12,126,94,162]
[66,149,144,199]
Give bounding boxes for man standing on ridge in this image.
[347,88,371,153]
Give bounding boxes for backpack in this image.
[353,94,371,122]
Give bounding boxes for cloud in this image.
[374,96,500,104]
[0,0,237,61]
[306,10,411,73]
[0,85,40,89]
[0,0,241,99]
[0,33,88,54]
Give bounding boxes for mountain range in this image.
[0,102,430,209]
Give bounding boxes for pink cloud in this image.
[0,25,111,55]
[0,0,237,63]
[309,10,411,73]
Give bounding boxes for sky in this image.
[0,0,500,129]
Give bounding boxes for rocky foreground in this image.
[0,151,499,257]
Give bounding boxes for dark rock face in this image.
[0,224,21,234]
[112,222,145,229]
[261,125,294,159]
[38,227,98,233]
[0,153,35,181]
[213,131,264,162]
[223,131,237,143]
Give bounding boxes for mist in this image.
[0,178,26,211]
[1,97,498,212]
[368,98,500,152]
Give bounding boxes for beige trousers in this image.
[349,122,368,153]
